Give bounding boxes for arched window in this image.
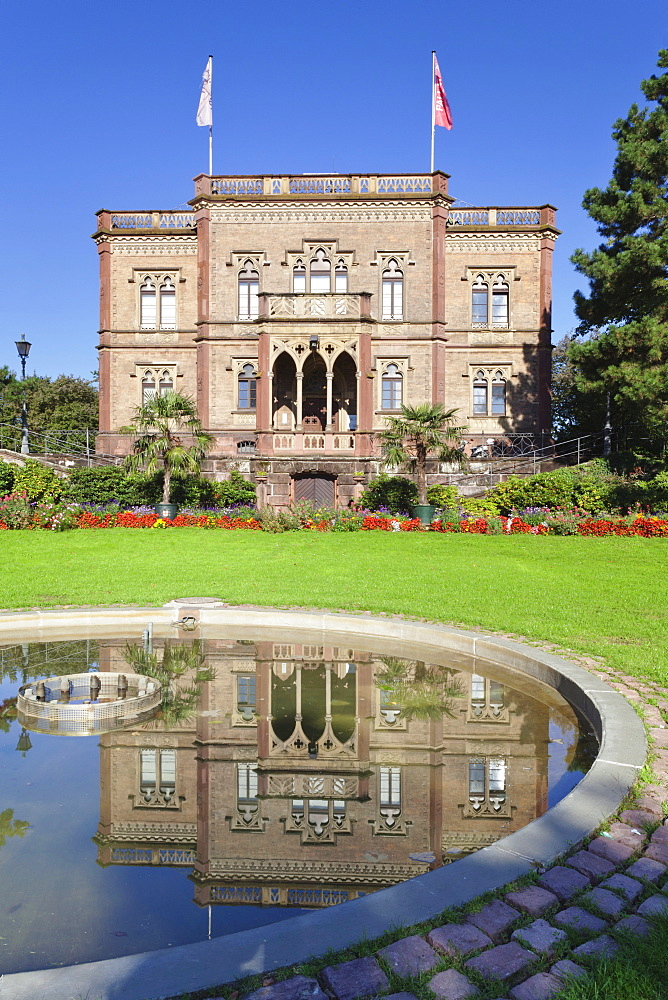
[335,260,348,293]
[141,371,156,403]
[238,261,259,320]
[159,277,176,329]
[310,249,331,293]
[471,276,488,327]
[492,277,509,328]
[491,371,506,415]
[473,370,488,414]
[382,260,403,319]
[140,278,157,329]
[158,370,173,396]
[293,260,306,294]
[238,363,257,409]
[381,363,403,410]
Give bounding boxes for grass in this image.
[552,914,668,1000]
[1,530,667,685]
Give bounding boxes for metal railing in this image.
[0,424,119,467]
[446,430,614,484]
[17,672,161,736]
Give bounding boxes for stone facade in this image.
[94,175,558,507]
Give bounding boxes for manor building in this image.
[94,172,558,507]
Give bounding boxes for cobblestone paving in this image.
[229,660,668,1000]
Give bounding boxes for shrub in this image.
[68,466,131,506]
[426,484,460,508]
[461,495,503,516]
[358,474,418,514]
[213,471,256,507]
[13,460,64,502]
[0,461,15,498]
[0,493,33,529]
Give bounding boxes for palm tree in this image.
[121,392,213,505]
[123,640,216,728]
[379,404,466,505]
[376,656,464,721]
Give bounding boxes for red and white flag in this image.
[433,54,453,130]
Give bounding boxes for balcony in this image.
[272,432,355,453]
[195,173,449,199]
[258,293,372,322]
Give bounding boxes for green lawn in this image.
[2,530,666,685]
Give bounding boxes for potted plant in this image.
[121,391,213,520]
[379,404,466,525]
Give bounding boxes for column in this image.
[325,373,334,430]
[296,372,303,430]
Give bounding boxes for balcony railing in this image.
[197,172,450,199]
[447,208,543,227]
[97,211,197,231]
[273,433,355,453]
[259,292,371,321]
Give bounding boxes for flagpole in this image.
[430,50,436,173]
[209,55,213,175]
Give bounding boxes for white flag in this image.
[196,57,212,127]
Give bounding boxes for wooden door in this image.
[293,474,336,507]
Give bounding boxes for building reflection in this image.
[93,638,559,909]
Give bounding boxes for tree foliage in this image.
[551,335,606,439]
[570,50,668,445]
[379,404,466,504]
[121,392,213,505]
[0,368,98,441]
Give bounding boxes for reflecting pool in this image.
[0,630,597,973]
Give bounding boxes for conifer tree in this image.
[570,50,668,448]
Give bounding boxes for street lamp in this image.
[14,334,31,455]
[15,728,33,757]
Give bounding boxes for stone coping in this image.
[0,605,647,1000]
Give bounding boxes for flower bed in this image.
[1,492,667,536]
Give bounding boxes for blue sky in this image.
[0,0,663,381]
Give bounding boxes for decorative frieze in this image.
[210,205,432,226]
[96,236,198,254]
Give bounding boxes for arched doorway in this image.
[332,351,357,431]
[273,352,296,430]
[302,354,327,430]
[293,472,336,507]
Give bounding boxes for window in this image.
[470,674,505,718]
[381,364,403,409]
[492,278,509,327]
[141,368,174,404]
[237,763,258,803]
[293,260,306,293]
[491,373,507,415]
[380,766,401,810]
[468,756,507,811]
[471,277,488,326]
[382,260,403,319]
[237,674,256,721]
[473,371,488,414]
[139,273,177,330]
[471,370,507,416]
[160,278,176,328]
[140,278,156,329]
[139,749,176,806]
[335,261,348,292]
[238,261,259,320]
[471,274,509,329]
[238,364,257,409]
[310,249,331,292]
